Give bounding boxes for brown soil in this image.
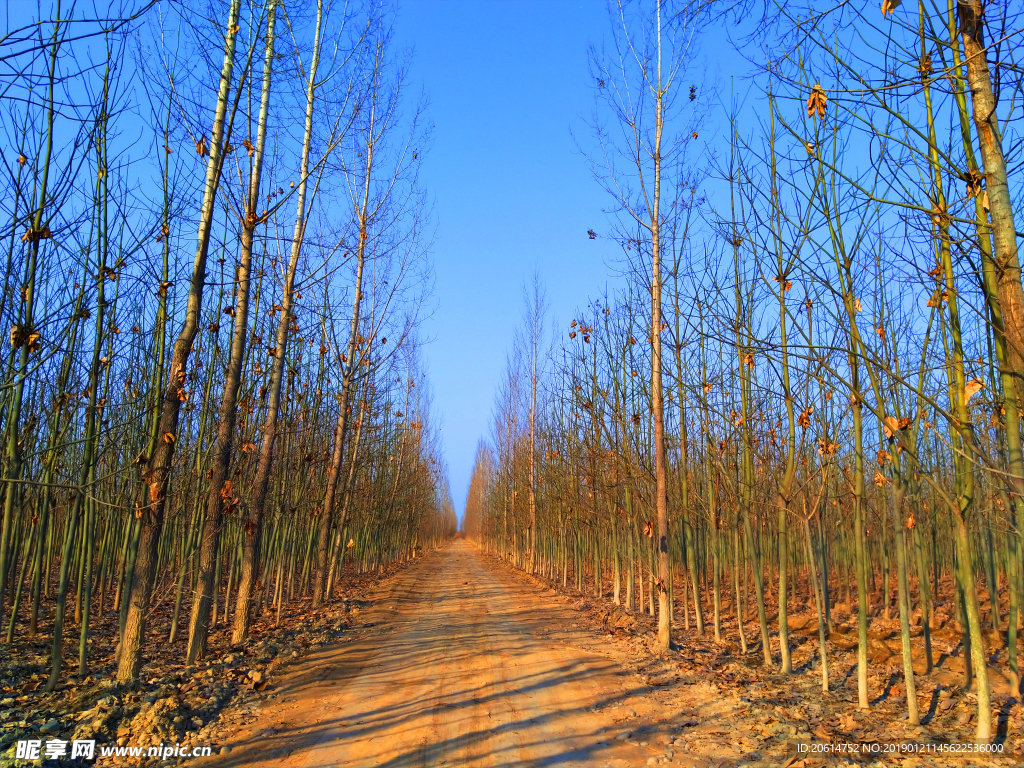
[195,540,1022,768]
[0,561,407,767]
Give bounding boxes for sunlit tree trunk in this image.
[118,0,242,683]
[188,0,276,664]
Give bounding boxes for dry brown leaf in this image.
[797,406,813,428]
[964,378,984,403]
[21,225,52,243]
[806,84,827,118]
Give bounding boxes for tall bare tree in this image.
[118,0,245,682]
[186,0,277,665]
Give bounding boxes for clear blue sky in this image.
[393,0,625,519]
[392,1,752,523]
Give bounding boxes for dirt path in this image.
[206,540,725,768]
[199,542,1022,768]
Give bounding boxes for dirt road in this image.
[209,540,709,768]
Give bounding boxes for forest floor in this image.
[0,559,409,768]
[3,540,1022,767]
[203,539,1018,768]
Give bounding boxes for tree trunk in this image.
[117,0,242,683]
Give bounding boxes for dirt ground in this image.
[204,539,671,767]
[193,540,1021,768]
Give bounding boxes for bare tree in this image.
[587,0,702,653]
[118,0,247,683]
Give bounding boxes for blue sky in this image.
[393,0,627,517]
